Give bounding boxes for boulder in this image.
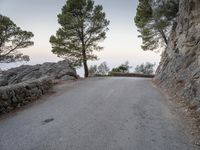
[0,60,77,86]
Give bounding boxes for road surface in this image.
[0,77,197,150]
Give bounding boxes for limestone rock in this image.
[0,60,77,86]
[155,0,200,108]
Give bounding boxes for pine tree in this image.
[50,0,109,77]
[0,14,34,63]
[135,0,179,51]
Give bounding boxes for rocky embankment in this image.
[155,0,200,110]
[0,60,77,114]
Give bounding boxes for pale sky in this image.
[0,0,161,75]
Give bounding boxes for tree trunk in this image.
[82,48,89,78]
[83,57,89,78]
[154,19,168,45]
[80,25,88,78]
[83,61,89,78]
[159,29,168,45]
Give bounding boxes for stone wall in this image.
[110,73,155,78]
[0,77,53,114]
[155,0,200,109]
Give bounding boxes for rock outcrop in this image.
[0,60,77,114]
[0,60,77,86]
[155,0,200,108]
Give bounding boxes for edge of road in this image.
[152,81,200,148]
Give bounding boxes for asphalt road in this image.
[0,77,197,150]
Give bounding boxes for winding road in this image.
[0,77,197,150]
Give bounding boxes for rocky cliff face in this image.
[155,0,200,108]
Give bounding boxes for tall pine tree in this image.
[50,0,109,77]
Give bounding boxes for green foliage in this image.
[0,14,34,63]
[50,0,109,77]
[88,64,97,76]
[110,61,132,74]
[134,62,156,75]
[135,0,179,51]
[97,61,110,75]
[89,61,110,76]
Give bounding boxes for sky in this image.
[0,0,161,75]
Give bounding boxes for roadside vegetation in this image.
[88,61,156,77]
[110,61,132,74]
[88,61,110,77]
[134,62,155,75]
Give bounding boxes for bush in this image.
[134,62,156,75]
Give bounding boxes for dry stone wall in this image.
[0,77,53,114]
